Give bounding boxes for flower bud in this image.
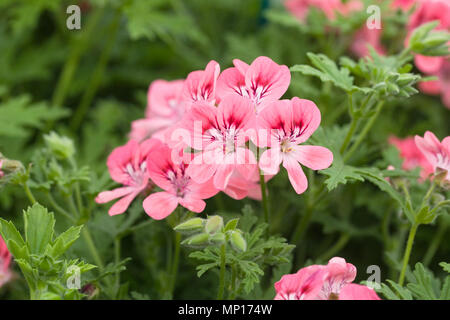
[209,232,226,244]
[44,132,75,160]
[205,215,223,235]
[229,231,247,252]
[174,217,204,234]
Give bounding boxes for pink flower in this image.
[389,136,434,179]
[274,257,381,300]
[418,60,450,109]
[130,79,185,142]
[96,139,158,216]
[182,60,220,106]
[284,0,362,22]
[392,0,417,11]
[216,56,291,113]
[415,131,450,182]
[177,95,258,191]
[351,25,386,58]
[256,98,333,194]
[143,141,219,220]
[0,235,12,287]
[0,159,3,178]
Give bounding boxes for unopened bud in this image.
[229,231,247,252]
[209,232,226,244]
[174,217,204,234]
[205,215,223,235]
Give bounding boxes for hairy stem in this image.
[217,243,226,300]
[259,172,270,224]
[398,222,419,286]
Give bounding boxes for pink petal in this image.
[108,191,139,216]
[292,145,333,170]
[235,147,258,181]
[187,177,220,199]
[216,67,246,101]
[107,140,139,184]
[143,192,179,220]
[217,95,256,132]
[146,79,184,118]
[179,196,206,213]
[213,164,235,190]
[339,284,381,300]
[290,97,322,143]
[283,156,308,194]
[415,55,444,75]
[186,153,217,183]
[232,58,250,75]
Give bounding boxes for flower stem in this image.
[114,237,121,289]
[217,243,226,300]
[169,232,181,298]
[82,228,104,270]
[22,182,36,205]
[317,232,350,262]
[423,217,448,266]
[259,171,269,224]
[398,222,419,286]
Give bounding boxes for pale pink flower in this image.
[143,141,219,220]
[415,131,450,182]
[351,25,386,58]
[222,170,273,201]
[177,95,258,191]
[130,79,185,142]
[274,257,381,300]
[96,139,158,216]
[216,56,291,113]
[256,98,333,194]
[0,235,12,287]
[418,60,450,109]
[182,60,220,106]
[389,136,434,179]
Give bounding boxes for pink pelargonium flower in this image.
[415,131,450,183]
[275,257,381,300]
[176,95,258,191]
[182,60,220,106]
[130,79,185,142]
[0,159,4,178]
[392,0,417,11]
[96,139,158,216]
[389,136,434,179]
[256,98,333,194]
[143,141,219,220]
[216,56,291,113]
[0,235,12,287]
[418,60,450,109]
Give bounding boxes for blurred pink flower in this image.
[275,257,381,300]
[389,136,434,179]
[216,56,291,113]
[0,160,3,178]
[415,131,450,182]
[392,0,417,11]
[143,141,219,220]
[130,79,185,142]
[0,235,12,288]
[96,139,158,216]
[351,25,386,58]
[178,95,258,191]
[256,98,333,194]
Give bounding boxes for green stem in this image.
[22,182,36,205]
[46,193,76,223]
[114,237,121,288]
[344,101,384,162]
[228,264,237,300]
[82,228,104,270]
[340,116,359,154]
[398,222,419,286]
[259,172,269,224]
[70,12,121,132]
[217,243,226,300]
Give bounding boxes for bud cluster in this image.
[174,215,247,252]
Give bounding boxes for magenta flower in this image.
[415,131,450,183]
[216,56,291,113]
[178,95,258,191]
[143,141,219,220]
[275,257,381,300]
[182,60,220,106]
[96,139,158,216]
[130,79,185,142]
[389,136,434,179]
[0,235,12,287]
[256,98,333,194]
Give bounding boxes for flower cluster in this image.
[97,56,333,219]
[274,257,380,300]
[390,131,450,185]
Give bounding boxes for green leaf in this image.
[440,262,450,273]
[0,218,26,248]
[24,203,55,255]
[291,53,354,92]
[224,218,239,232]
[48,225,84,258]
[379,280,413,300]
[320,158,365,190]
[407,263,439,300]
